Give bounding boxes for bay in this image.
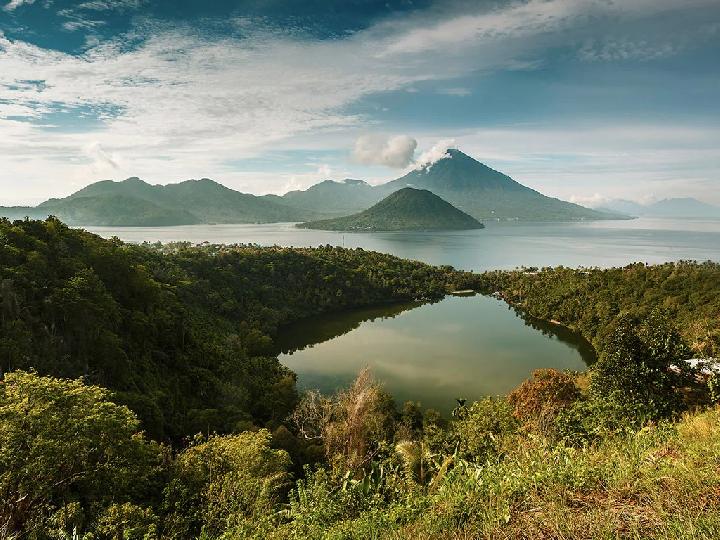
[86,217,720,271]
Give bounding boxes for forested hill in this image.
[298,187,485,231]
[0,177,315,226]
[474,262,720,358]
[0,217,462,439]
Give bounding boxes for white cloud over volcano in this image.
[352,135,417,168]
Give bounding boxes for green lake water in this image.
[276,295,595,413]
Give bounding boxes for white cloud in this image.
[83,141,119,172]
[62,19,105,32]
[3,0,35,11]
[352,134,417,168]
[379,0,718,57]
[415,139,456,169]
[568,193,611,207]
[438,87,471,97]
[278,163,343,194]
[0,0,718,202]
[76,0,145,11]
[578,38,680,62]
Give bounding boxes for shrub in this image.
[449,397,518,462]
[162,430,291,539]
[0,371,161,537]
[591,311,691,421]
[508,369,580,437]
[323,368,396,470]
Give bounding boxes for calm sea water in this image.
[276,295,594,413]
[85,218,720,407]
[86,217,720,271]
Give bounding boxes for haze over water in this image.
[87,217,720,271]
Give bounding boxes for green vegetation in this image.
[2,177,315,226]
[298,187,484,231]
[41,195,200,226]
[0,217,459,440]
[1,218,719,538]
[473,261,720,357]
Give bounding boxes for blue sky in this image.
[1,0,719,206]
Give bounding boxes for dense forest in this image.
[1,218,719,538]
[0,218,459,440]
[298,187,484,231]
[472,262,720,357]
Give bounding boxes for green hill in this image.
[0,206,48,221]
[263,179,379,218]
[16,177,316,226]
[40,195,200,226]
[298,187,485,231]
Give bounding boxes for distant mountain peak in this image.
[341,179,370,186]
[600,196,720,218]
[444,148,464,158]
[313,179,369,187]
[390,147,521,193]
[182,177,220,185]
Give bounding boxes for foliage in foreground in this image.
[2,312,716,539]
[1,218,719,538]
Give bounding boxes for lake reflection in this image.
[277,295,594,413]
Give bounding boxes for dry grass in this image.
[383,407,720,540]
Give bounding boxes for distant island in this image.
[598,197,720,219]
[1,149,632,226]
[297,187,485,231]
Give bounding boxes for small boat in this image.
[449,289,476,297]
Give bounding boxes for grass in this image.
[268,406,720,539]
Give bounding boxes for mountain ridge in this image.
[1,149,633,226]
[5,177,317,226]
[276,149,629,222]
[598,197,720,218]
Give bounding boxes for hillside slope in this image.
[298,187,484,231]
[277,149,629,222]
[26,177,317,226]
[379,149,628,221]
[264,179,380,217]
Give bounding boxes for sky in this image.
[1,0,719,206]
